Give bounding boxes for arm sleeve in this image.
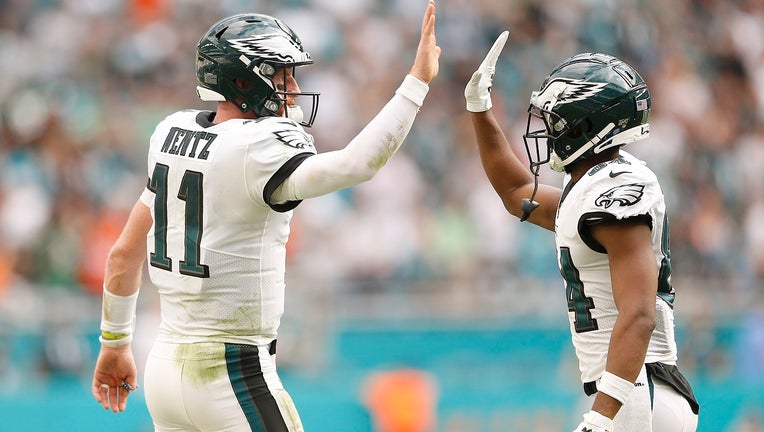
[271,74,429,202]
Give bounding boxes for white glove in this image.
[572,410,613,432]
[464,30,509,112]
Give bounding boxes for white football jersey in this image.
[554,151,678,383]
[139,110,316,346]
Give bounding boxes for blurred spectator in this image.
[0,0,762,393]
[734,300,764,381]
[362,368,439,432]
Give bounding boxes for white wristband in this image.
[395,74,429,107]
[582,410,613,432]
[597,371,635,404]
[99,288,139,347]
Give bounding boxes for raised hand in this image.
[464,30,509,112]
[409,0,441,84]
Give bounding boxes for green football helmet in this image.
[523,53,651,173]
[195,14,320,126]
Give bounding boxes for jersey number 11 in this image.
[148,163,210,278]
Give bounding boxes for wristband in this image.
[597,371,635,404]
[396,74,429,107]
[582,410,613,432]
[99,288,139,348]
[99,331,133,348]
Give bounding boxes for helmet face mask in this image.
[523,103,568,171]
[195,14,320,127]
[523,53,651,173]
[271,68,319,126]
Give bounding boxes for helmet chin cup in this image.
[549,152,566,172]
[286,105,304,124]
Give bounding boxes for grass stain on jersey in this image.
[367,132,397,171]
[213,305,259,336]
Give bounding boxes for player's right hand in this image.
[92,345,138,413]
[409,0,441,84]
[571,410,613,432]
[464,30,509,112]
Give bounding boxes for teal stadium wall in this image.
[0,321,760,431]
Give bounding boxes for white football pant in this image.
[143,341,303,432]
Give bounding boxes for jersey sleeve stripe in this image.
[263,152,314,212]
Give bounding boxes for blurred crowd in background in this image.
[1,0,764,422]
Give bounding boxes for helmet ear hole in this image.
[567,124,583,139]
[234,79,254,90]
[566,119,592,139]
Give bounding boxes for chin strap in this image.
[520,164,541,222]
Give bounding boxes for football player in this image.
[91,2,440,431]
[465,32,699,432]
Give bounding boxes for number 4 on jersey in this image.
[559,246,598,333]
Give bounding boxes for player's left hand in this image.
[464,30,509,112]
[571,410,613,432]
[92,345,138,413]
[409,0,441,84]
